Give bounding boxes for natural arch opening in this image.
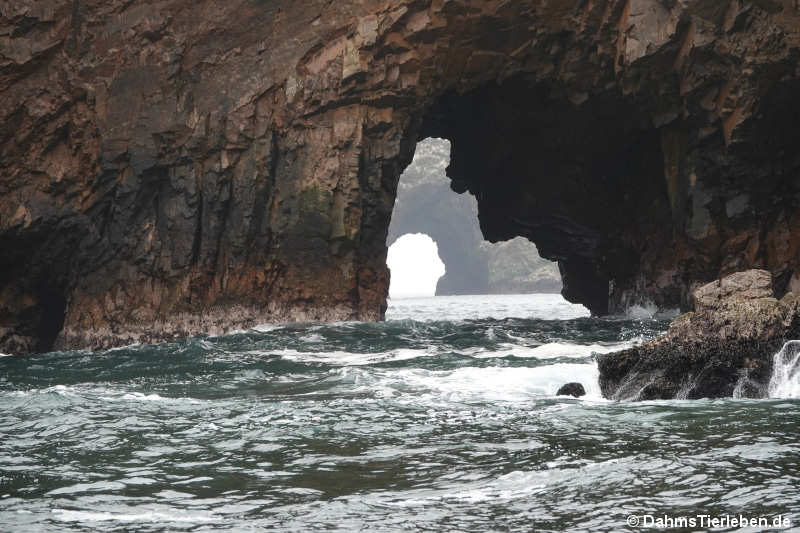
[402,75,674,316]
[387,137,563,298]
[386,233,445,298]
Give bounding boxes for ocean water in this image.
[1,294,799,532]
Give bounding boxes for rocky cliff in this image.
[387,138,561,296]
[2,0,800,353]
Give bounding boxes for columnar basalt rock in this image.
[2,0,800,353]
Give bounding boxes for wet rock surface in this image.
[598,270,800,401]
[2,1,800,353]
[556,382,586,398]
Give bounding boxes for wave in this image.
[469,341,634,360]
[336,362,604,402]
[52,508,222,523]
[259,340,634,365]
[769,340,800,399]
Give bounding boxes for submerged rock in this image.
[556,383,586,398]
[598,270,800,401]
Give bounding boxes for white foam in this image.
[251,323,285,333]
[447,470,549,503]
[93,391,202,404]
[46,385,74,394]
[264,341,630,367]
[275,348,432,366]
[121,392,176,402]
[363,362,603,402]
[52,508,221,523]
[626,302,658,320]
[47,481,126,496]
[472,342,633,360]
[623,302,680,320]
[122,477,157,486]
[2,387,73,399]
[106,343,142,352]
[768,341,800,399]
[172,476,214,485]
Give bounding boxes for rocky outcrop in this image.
[556,382,586,398]
[2,1,800,353]
[387,138,560,295]
[598,270,800,400]
[484,238,562,295]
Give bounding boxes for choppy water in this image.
[1,294,799,532]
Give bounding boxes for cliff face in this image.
[2,0,800,353]
[387,138,560,296]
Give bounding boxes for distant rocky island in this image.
[387,139,562,296]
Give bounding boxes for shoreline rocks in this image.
[598,270,800,401]
[556,382,586,398]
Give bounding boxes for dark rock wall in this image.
[2,0,800,352]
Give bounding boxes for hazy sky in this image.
[387,233,445,298]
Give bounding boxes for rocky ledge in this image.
[598,270,800,400]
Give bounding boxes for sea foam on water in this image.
[769,340,800,399]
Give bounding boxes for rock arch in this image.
[2,0,800,352]
[387,139,490,296]
[389,185,490,296]
[387,138,562,296]
[386,232,446,297]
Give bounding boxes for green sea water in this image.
[1,294,798,532]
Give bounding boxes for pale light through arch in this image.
[387,233,446,298]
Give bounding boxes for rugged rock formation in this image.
[2,0,800,353]
[387,138,561,295]
[598,270,800,400]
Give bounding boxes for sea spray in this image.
[768,340,800,399]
